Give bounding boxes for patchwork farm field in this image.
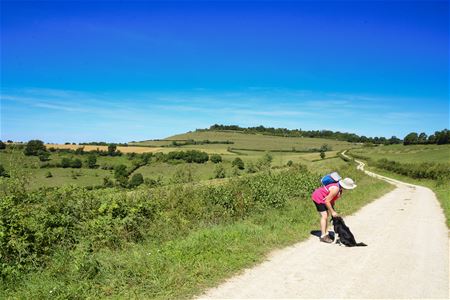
[1,131,351,191]
[349,144,450,163]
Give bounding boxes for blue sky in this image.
[1,0,448,143]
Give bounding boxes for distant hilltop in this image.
[196,124,449,145]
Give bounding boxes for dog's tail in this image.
[356,242,367,247]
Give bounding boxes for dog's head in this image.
[331,216,344,225]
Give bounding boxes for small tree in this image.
[114,164,128,180]
[214,163,226,178]
[108,144,117,156]
[287,160,293,167]
[129,173,144,188]
[403,132,418,145]
[45,171,53,178]
[256,152,272,170]
[232,166,240,177]
[320,150,326,159]
[38,150,51,161]
[232,157,245,170]
[71,158,82,168]
[86,155,97,168]
[210,154,222,163]
[246,162,257,173]
[24,139,46,156]
[61,157,72,168]
[103,176,114,187]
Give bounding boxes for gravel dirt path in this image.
[198,157,449,299]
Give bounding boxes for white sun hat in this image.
[339,178,357,189]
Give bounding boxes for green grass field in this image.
[349,144,450,163]
[0,133,348,191]
[133,130,356,151]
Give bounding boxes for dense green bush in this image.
[374,158,450,180]
[210,154,222,163]
[166,150,209,163]
[24,140,46,156]
[129,173,144,188]
[232,157,245,169]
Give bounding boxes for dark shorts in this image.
[313,201,334,212]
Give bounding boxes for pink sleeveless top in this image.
[311,183,341,205]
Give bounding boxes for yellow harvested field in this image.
[45,144,164,153]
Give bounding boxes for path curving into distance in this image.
[197,151,449,299]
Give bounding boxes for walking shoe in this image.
[320,235,333,243]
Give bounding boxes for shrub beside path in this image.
[197,152,449,299]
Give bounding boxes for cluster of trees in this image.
[202,124,402,145]
[204,124,450,146]
[403,129,449,145]
[168,139,234,147]
[163,150,210,163]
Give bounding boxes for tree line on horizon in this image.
[201,124,449,145]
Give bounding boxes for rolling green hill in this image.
[133,130,357,152]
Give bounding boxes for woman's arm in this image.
[324,186,339,217]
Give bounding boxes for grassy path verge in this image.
[363,165,449,228]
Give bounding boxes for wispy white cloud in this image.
[1,87,447,142]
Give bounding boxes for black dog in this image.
[331,216,367,247]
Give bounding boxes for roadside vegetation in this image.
[348,144,450,226]
[0,157,393,299]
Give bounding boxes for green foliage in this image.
[114,164,128,180]
[86,155,97,169]
[0,141,6,150]
[255,152,272,171]
[286,160,293,167]
[209,154,222,164]
[129,173,144,188]
[103,177,114,188]
[213,163,226,179]
[320,144,332,152]
[71,158,82,168]
[38,151,50,162]
[320,151,326,159]
[166,150,209,163]
[61,157,72,168]
[232,157,245,170]
[246,162,257,173]
[107,144,117,155]
[0,165,9,177]
[403,129,449,145]
[24,140,46,156]
[374,158,450,180]
[403,132,418,145]
[170,165,194,184]
[45,171,53,178]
